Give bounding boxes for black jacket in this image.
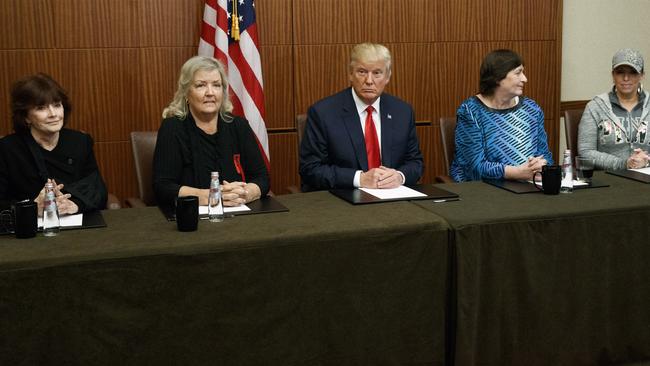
[152,113,270,207]
[0,129,107,212]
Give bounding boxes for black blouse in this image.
[152,113,270,207]
[0,129,108,212]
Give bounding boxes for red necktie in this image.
[364,106,380,169]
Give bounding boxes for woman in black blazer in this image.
[153,56,269,208]
[0,73,107,214]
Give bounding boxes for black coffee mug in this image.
[533,165,562,195]
[176,196,199,232]
[14,200,38,239]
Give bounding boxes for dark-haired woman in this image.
[0,73,107,214]
[450,49,553,182]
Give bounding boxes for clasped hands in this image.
[196,181,261,207]
[627,148,650,169]
[360,166,403,189]
[34,178,79,216]
[506,155,548,181]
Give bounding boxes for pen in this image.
[433,198,461,203]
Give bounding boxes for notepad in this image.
[38,213,84,228]
[359,185,427,200]
[199,205,251,215]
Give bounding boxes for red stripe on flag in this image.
[200,22,216,47]
[227,44,266,116]
[229,88,245,118]
[215,6,228,33]
[245,23,260,47]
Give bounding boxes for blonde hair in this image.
[162,56,233,121]
[349,43,392,76]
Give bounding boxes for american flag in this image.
[199,0,270,165]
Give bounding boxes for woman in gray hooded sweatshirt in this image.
[578,48,650,170]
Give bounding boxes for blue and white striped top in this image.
[450,96,553,182]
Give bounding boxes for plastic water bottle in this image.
[208,171,224,222]
[43,182,60,236]
[560,149,574,194]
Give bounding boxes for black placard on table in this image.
[483,178,610,194]
[329,184,459,205]
[160,195,289,221]
[0,209,106,236]
[606,169,650,184]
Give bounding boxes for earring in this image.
[639,83,644,94]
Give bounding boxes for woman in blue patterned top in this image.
[450,49,554,182]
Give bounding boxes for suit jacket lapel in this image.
[341,90,368,170]
[379,97,392,167]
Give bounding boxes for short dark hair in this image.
[10,73,72,135]
[479,49,524,96]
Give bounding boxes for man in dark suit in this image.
[299,43,423,191]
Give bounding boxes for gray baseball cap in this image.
[612,48,644,73]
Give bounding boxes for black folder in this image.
[160,195,289,221]
[329,184,458,205]
[483,178,609,194]
[0,209,106,236]
[606,169,650,184]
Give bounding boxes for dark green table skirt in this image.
[416,172,650,366]
[0,191,450,366]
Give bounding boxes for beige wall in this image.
[562,0,650,100]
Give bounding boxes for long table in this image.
[3,173,650,366]
[0,191,450,366]
[415,172,650,366]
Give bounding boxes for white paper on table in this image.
[359,185,427,200]
[199,204,251,215]
[38,213,83,228]
[630,167,650,176]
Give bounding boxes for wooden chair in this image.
[125,131,157,207]
[287,114,307,194]
[435,116,457,183]
[564,108,585,159]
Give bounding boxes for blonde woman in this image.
[153,56,269,207]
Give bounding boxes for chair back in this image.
[286,114,308,194]
[130,131,158,206]
[296,114,307,147]
[564,108,584,159]
[439,116,457,175]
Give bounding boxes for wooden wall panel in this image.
[387,43,436,122]
[139,0,202,47]
[54,0,140,48]
[268,132,299,194]
[416,125,437,184]
[434,0,558,41]
[432,43,483,122]
[293,0,436,45]
[57,49,141,142]
[0,0,54,49]
[95,141,138,205]
[140,47,197,132]
[257,0,292,45]
[293,45,350,116]
[261,45,294,129]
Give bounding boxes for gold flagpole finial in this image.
[231,0,240,41]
